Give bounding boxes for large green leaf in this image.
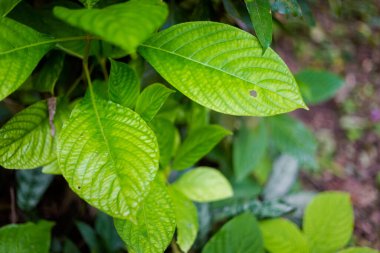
[139,21,306,116]
[245,0,272,50]
[0,0,21,17]
[0,17,53,101]
[57,97,159,220]
[173,167,233,202]
[259,218,310,253]
[0,220,54,253]
[304,192,354,253]
[172,125,231,170]
[295,69,344,105]
[135,83,175,122]
[114,177,176,253]
[266,114,317,168]
[16,168,54,211]
[202,213,264,253]
[233,120,267,181]
[338,248,379,253]
[108,59,140,109]
[0,99,69,169]
[169,187,198,253]
[53,0,168,54]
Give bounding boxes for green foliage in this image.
[202,213,264,253]
[57,97,159,220]
[0,0,21,17]
[173,167,233,202]
[296,69,344,105]
[338,248,379,253]
[304,192,354,253]
[0,220,54,253]
[245,0,272,50]
[139,21,306,116]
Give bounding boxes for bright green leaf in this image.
[173,167,233,202]
[42,160,61,175]
[172,125,231,170]
[259,218,310,253]
[0,0,21,17]
[16,168,54,211]
[169,187,198,253]
[114,177,176,253]
[57,97,159,220]
[108,59,140,109]
[233,120,267,181]
[53,0,168,54]
[338,247,379,253]
[149,117,176,168]
[135,83,175,122]
[0,17,53,101]
[139,21,306,116]
[245,0,272,50]
[0,220,54,253]
[202,213,264,253]
[266,114,317,168]
[296,69,344,105]
[187,102,209,134]
[0,99,69,169]
[304,192,354,253]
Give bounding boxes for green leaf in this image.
[172,125,231,170]
[187,102,209,134]
[16,168,54,211]
[259,218,310,253]
[0,99,69,169]
[139,21,306,116]
[135,83,175,122]
[114,177,176,253]
[245,0,272,50]
[33,51,65,94]
[173,167,233,202]
[0,17,53,101]
[149,117,176,168]
[233,120,267,181]
[42,160,61,175]
[296,0,315,26]
[0,220,54,253]
[0,0,21,17]
[79,0,100,9]
[266,114,317,168]
[108,59,140,109]
[53,0,168,54]
[95,211,124,252]
[295,69,344,105]
[57,97,159,220]
[75,221,102,253]
[304,191,354,253]
[63,239,81,253]
[202,213,264,253]
[338,247,379,253]
[169,187,198,253]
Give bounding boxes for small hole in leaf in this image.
[250,90,257,98]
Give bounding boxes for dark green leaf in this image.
[297,0,315,26]
[0,0,21,17]
[76,221,102,253]
[95,211,124,252]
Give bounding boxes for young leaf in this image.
[202,213,264,253]
[0,17,53,101]
[304,192,354,253]
[16,168,54,211]
[295,69,344,105]
[245,0,272,50]
[135,83,175,122]
[173,167,233,202]
[149,117,176,168]
[266,114,317,169]
[57,97,159,220]
[114,177,176,253]
[0,99,69,169]
[259,218,310,253]
[139,21,306,116]
[108,59,140,109]
[338,247,379,253]
[0,220,54,253]
[233,120,267,181]
[0,0,21,17]
[172,125,231,170]
[169,187,198,253]
[53,0,168,54]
